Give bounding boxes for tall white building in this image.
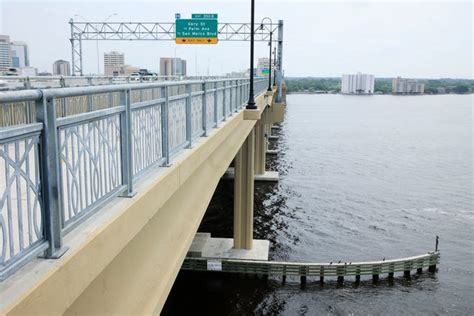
[0,35,12,71]
[159,57,187,76]
[53,60,71,76]
[341,73,375,94]
[104,51,125,75]
[10,41,29,68]
[392,77,425,94]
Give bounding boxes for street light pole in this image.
[267,31,272,91]
[273,47,277,87]
[246,0,256,109]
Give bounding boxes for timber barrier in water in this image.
[182,251,440,286]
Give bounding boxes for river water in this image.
[163,94,473,315]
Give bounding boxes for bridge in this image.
[0,74,286,314]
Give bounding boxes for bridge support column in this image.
[254,123,266,175]
[234,129,255,249]
[253,108,279,181]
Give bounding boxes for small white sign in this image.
[207,260,222,271]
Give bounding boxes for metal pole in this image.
[69,19,76,77]
[273,47,277,87]
[267,31,272,92]
[79,35,84,76]
[36,96,68,258]
[276,20,284,103]
[96,40,100,74]
[246,0,256,109]
[119,89,135,197]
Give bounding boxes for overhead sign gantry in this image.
[68,17,284,101]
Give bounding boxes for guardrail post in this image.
[186,83,192,148]
[119,89,135,197]
[222,81,227,121]
[214,82,218,127]
[230,80,234,114]
[36,96,68,258]
[59,76,66,88]
[23,77,31,89]
[202,81,208,136]
[161,86,171,166]
[86,77,93,112]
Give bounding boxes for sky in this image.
[0,0,472,78]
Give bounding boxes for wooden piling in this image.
[417,268,423,274]
[300,276,307,288]
[404,270,411,278]
[372,274,379,283]
[428,265,436,273]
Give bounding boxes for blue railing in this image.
[0,77,268,280]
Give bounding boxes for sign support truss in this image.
[69,20,282,77]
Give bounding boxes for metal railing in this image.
[0,77,268,280]
[0,74,251,92]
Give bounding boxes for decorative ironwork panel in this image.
[206,92,215,128]
[91,92,119,110]
[131,104,163,175]
[56,96,88,117]
[0,102,35,127]
[58,114,122,228]
[191,95,203,138]
[168,98,187,152]
[0,133,44,267]
[169,85,186,97]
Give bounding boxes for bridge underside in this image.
[1,91,285,315]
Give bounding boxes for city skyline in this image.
[0,1,472,78]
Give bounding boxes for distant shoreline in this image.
[287,91,473,96]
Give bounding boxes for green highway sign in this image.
[176,19,218,44]
[192,13,218,19]
[261,68,269,75]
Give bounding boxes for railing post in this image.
[202,81,208,136]
[186,83,192,148]
[214,81,218,127]
[87,77,93,112]
[59,76,66,88]
[222,80,227,121]
[119,89,135,197]
[36,95,68,258]
[161,86,171,166]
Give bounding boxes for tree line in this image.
[286,77,474,94]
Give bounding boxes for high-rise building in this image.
[392,77,425,94]
[53,60,71,76]
[159,57,187,76]
[0,35,12,71]
[256,57,270,77]
[104,51,125,75]
[10,41,29,68]
[341,73,375,94]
